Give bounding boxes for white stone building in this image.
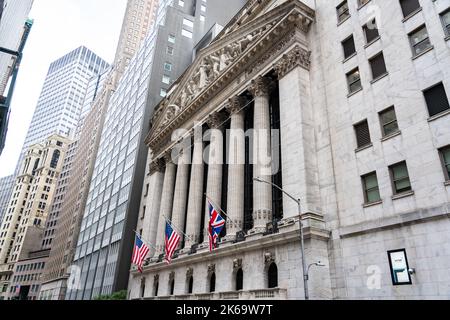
[128,0,450,300]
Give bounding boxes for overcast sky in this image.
[0,0,127,177]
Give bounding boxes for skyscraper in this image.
[0,0,34,95]
[67,0,246,300]
[0,134,70,300]
[38,0,161,300]
[15,46,109,176]
[0,175,14,224]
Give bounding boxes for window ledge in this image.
[347,87,363,98]
[363,200,382,208]
[342,52,357,63]
[357,0,371,11]
[412,46,434,60]
[428,109,450,122]
[444,180,450,187]
[381,130,401,142]
[364,36,381,49]
[446,35,450,42]
[402,7,422,23]
[392,191,415,200]
[355,143,373,153]
[370,72,389,84]
[337,15,351,27]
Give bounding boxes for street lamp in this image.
[253,177,310,300]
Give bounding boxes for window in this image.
[399,0,420,18]
[369,52,387,80]
[235,268,243,291]
[187,276,193,294]
[166,46,174,55]
[168,34,175,44]
[201,4,206,12]
[162,75,170,84]
[182,18,194,28]
[439,146,450,181]
[181,29,193,39]
[347,68,362,94]
[342,35,356,59]
[50,150,60,169]
[379,106,399,137]
[268,263,278,289]
[337,1,350,23]
[363,19,379,44]
[160,89,167,97]
[358,0,370,7]
[178,0,184,7]
[389,162,412,195]
[354,120,371,148]
[164,62,172,72]
[209,273,216,293]
[169,279,175,295]
[362,172,381,204]
[423,83,450,117]
[409,25,432,57]
[441,9,450,37]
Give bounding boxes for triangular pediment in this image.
[148,0,314,147]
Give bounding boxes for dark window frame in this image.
[389,161,412,195]
[423,82,450,117]
[379,106,399,137]
[354,119,372,149]
[439,145,450,181]
[361,172,381,204]
[369,52,388,80]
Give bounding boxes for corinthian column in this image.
[170,137,192,249]
[184,127,204,249]
[154,153,177,256]
[224,96,247,240]
[145,158,165,258]
[202,112,226,245]
[249,76,273,234]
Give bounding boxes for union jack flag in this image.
[132,235,149,273]
[208,200,226,252]
[165,221,180,264]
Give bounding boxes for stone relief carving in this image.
[186,267,193,278]
[207,264,216,275]
[264,252,276,266]
[274,44,311,78]
[233,258,243,271]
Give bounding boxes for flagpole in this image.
[133,230,157,251]
[204,193,236,225]
[163,215,189,239]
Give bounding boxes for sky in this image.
[0,0,127,177]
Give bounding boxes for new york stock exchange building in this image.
[128,0,450,300]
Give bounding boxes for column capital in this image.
[163,151,174,166]
[248,76,273,97]
[149,158,165,175]
[206,111,227,129]
[225,96,248,115]
[274,45,311,79]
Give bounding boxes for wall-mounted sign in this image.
[387,249,412,285]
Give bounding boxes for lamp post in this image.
[253,177,309,300]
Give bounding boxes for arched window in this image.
[153,279,159,297]
[50,150,60,169]
[187,276,193,294]
[268,263,278,289]
[32,159,39,175]
[209,273,216,293]
[169,279,175,296]
[236,268,243,291]
[140,278,146,298]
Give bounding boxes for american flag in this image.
[208,200,226,252]
[165,221,180,264]
[132,235,149,273]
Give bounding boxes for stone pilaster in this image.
[154,153,177,256]
[170,137,192,249]
[248,76,273,234]
[274,44,321,218]
[184,126,204,249]
[202,112,226,245]
[224,96,247,240]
